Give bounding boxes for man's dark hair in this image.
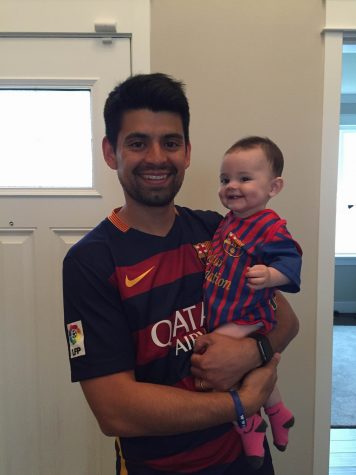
[225,136,284,177]
[104,73,190,150]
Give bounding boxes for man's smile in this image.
[134,166,177,185]
[141,173,171,181]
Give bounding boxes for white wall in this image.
[326,0,356,27]
[0,0,150,74]
[334,263,356,313]
[151,1,325,474]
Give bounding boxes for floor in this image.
[330,316,356,474]
[329,428,356,474]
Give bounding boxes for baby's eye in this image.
[220,177,229,185]
[241,176,251,182]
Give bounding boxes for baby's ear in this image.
[269,177,284,197]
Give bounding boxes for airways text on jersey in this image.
[134,302,206,365]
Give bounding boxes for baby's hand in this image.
[246,265,271,290]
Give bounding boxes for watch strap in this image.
[249,333,273,365]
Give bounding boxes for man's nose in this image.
[145,142,167,164]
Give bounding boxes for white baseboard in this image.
[334,301,356,313]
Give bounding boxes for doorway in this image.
[329,38,356,475]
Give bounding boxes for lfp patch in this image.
[67,321,86,358]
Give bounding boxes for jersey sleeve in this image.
[262,222,302,293]
[63,246,135,382]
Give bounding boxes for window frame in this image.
[0,78,100,197]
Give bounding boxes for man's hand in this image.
[239,353,281,417]
[191,294,299,391]
[191,333,260,391]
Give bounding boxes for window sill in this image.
[335,254,356,265]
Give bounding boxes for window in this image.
[335,42,356,257]
[0,89,92,189]
[335,126,356,255]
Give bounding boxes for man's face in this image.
[104,109,191,207]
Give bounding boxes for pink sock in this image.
[265,401,294,451]
[235,413,268,470]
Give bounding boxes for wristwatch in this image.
[249,333,273,366]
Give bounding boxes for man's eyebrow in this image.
[164,133,184,140]
[124,132,184,141]
[124,132,148,141]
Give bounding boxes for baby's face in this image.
[219,146,277,218]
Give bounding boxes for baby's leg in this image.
[215,323,294,454]
[214,322,266,469]
[214,321,263,339]
[264,386,295,451]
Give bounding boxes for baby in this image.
[204,136,302,469]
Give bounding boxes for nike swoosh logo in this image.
[125,266,155,288]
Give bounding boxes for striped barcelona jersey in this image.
[63,206,248,474]
[204,209,302,333]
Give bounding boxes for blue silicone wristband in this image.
[229,389,247,428]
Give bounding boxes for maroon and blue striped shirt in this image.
[204,209,302,334]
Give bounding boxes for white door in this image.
[0,36,130,475]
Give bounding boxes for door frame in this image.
[314,29,343,475]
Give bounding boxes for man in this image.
[63,73,299,474]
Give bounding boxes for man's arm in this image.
[80,355,279,438]
[190,292,298,391]
[266,291,299,352]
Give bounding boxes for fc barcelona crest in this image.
[193,241,211,265]
[223,232,244,257]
